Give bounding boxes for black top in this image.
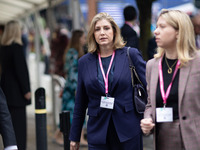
[156,55,179,120]
[97,55,115,96]
[0,43,31,106]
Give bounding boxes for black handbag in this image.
[127,47,147,114]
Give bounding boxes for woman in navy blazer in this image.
[70,12,146,150]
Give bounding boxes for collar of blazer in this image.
[149,57,191,119]
[86,48,126,95]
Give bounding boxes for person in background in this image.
[0,25,4,46]
[121,5,139,49]
[0,24,4,73]
[0,20,31,150]
[191,12,200,49]
[21,25,29,59]
[70,12,146,150]
[0,87,18,150]
[147,36,157,60]
[141,9,200,150]
[54,30,86,146]
[49,27,69,77]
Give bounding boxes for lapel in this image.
[86,49,126,95]
[150,58,159,120]
[86,53,105,94]
[178,61,191,107]
[110,48,126,94]
[151,58,191,114]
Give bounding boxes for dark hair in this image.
[0,24,4,32]
[70,30,84,50]
[64,29,85,59]
[123,5,137,21]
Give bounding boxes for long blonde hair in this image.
[154,9,198,66]
[1,20,22,45]
[87,12,125,53]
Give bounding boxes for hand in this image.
[140,118,155,135]
[59,89,63,98]
[70,141,80,150]
[4,145,18,150]
[24,92,31,100]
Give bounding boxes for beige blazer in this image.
[144,51,200,150]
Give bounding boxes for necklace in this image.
[165,56,178,74]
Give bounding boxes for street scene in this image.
[0,0,200,150]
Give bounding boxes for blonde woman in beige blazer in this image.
[141,9,200,150]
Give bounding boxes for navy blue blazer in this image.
[69,47,146,144]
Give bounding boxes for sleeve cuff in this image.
[5,145,18,150]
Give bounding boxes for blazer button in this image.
[182,116,187,120]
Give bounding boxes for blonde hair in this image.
[1,20,22,45]
[87,12,125,53]
[154,9,198,66]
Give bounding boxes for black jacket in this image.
[121,24,139,49]
[0,43,31,106]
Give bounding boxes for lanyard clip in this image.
[163,103,166,108]
[106,93,108,97]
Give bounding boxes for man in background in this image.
[0,88,18,150]
[191,12,200,48]
[121,5,139,49]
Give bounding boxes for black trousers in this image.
[8,106,27,150]
[88,118,143,150]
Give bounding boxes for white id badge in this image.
[156,107,173,122]
[100,96,114,109]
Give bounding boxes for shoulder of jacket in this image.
[190,51,200,65]
[79,52,95,62]
[195,50,200,58]
[126,47,141,56]
[11,43,23,51]
[147,58,158,67]
[12,42,22,47]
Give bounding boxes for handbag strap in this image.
[127,47,143,87]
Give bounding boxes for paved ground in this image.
[0,112,153,150]
[28,113,153,150]
[26,113,88,150]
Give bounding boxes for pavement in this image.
[0,112,153,150]
[26,113,153,150]
[26,113,88,150]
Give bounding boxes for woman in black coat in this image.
[0,20,31,150]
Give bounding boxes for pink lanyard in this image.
[98,51,115,96]
[159,56,180,107]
